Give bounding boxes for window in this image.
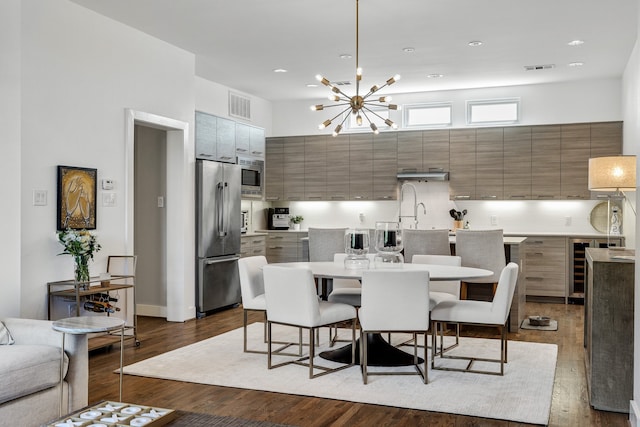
[467,99,519,125]
[403,103,452,128]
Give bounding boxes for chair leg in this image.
[267,321,273,369]
[308,328,315,379]
[361,330,368,384]
[243,310,249,352]
[423,331,429,384]
[460,282,468,300]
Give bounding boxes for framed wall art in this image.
[57,165,97,230]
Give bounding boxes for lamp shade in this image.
[588,156,637,191]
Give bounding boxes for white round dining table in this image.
[269,261,493,367]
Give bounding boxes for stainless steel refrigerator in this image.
[196,159,242,317]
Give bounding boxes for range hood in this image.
[397,171,449,181]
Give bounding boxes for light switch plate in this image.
[102,192,117,207]
[33,190,47,206]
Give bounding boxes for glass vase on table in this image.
[374,221,404,267]
[74,254,91,290]
[344,228,370,269]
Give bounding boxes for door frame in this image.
[125,109,195,322]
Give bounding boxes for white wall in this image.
[17,0,196,319]
[272,78,622,137]
[0,0,22,318]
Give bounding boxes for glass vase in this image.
[374,221,404,267]
[74,255,90,289]
[344,228,370,269]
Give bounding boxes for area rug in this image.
[122,323,557,425]
[520,319,558,331]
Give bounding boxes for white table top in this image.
[273,261,493,281]
[52,316,125,334]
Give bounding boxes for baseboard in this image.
[136,304,167,318]
[630,400,639,427]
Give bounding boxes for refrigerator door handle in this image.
[204,255,240,265]
[216,182,227,237]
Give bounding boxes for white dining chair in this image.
[238,256,302,355]
[359,269,431,384]
[430,262,519,376]
[262,265,357,379]
[454,229,506,300]
[308,227,348,298]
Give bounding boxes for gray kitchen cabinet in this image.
[373,133,398,200]
[304,135,327,200]
[249,126,265,157]
[283,136,305,201]
[240,234,266,258]
[589,122,623,198]
[475,128,504,200]
[326,134,350,200]
[265,137,284,201]
[397,131,423,173]
[504,127,532,199]
[195,111,217,160]
[215,117,236,163]
[523,236,567,298]
[265,231,308,263]
[449,129,476,200]
[561,123,591,199]
[349,134,373,200]
[532,125,561,199]
[235,122,251,155]
[422,129,450,173]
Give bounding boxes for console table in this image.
[585,247,635,413]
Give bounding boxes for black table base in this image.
[319,333,424,366]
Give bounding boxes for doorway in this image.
[125,109,195,322]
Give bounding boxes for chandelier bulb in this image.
[328,95,340,102]
[356,114,363,126]
[319,119,332,130]
[332,86,340,94]
[379,96,391,103]
[332,125,343,137]
[388,104,398,111]
[356,67,363,77]
[370,85,379,93]
[316,75,331,86]
[311,104,324,111]
[370,123,379,134]
[385,119,397,129]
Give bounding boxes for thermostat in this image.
[102,179,114,190]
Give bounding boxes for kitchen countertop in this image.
[241,231,269,237]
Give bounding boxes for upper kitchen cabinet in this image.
[532,125,561,199]
[475,128,504,200]
[195,111,217,160]
[283,136,306,201]
[349,133,374,200]
[326,135,350,200]
[249,126,266,157]
[397,131,423,173]
[215,117,236,163]
[235,123,251,155]
[590,122,622,157]
[449,129,477,200]
[504,127,532,200]
[422,129,450,173]
[373,133,398,200]
[304,135,327,200]
[265,137,284,201]
[561,124,591,199]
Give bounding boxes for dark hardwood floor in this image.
[88,302,628,426]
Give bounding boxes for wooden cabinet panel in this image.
[504,127,532,199]
[423,129,450,173]
[283,136,305,201]
[304,135,327,200]
[397,131,423,173]
[373,133,398,200]
[326,135,350,200]
[195,111,216,160]
[265,232,307,263]
[241,235,266,258]
[561,124,591,199]
[475,128,504,200]
[532,125,561,199]
[216,117,236,162]
[265,138,284,201]
[349,134,373,200]
[449,129,476,200]
[590,122,622,158]
[523,237,567,298]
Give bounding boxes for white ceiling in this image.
[71,0,637,103]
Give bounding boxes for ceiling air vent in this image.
[332,81,351,86]
[229,92,251,120]
[524,64,555,71]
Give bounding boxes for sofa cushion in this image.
[0,321,14,345]
[0,345,68,404]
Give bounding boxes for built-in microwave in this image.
[237,156,264,199]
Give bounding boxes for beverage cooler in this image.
[568,237,624,302]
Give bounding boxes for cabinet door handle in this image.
[525,276,545,281]
[454,195,470,200]
[251,150,263,155]
[236,148,248,152]
[268,246,283,249]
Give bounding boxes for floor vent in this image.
[229,92,251,120]
[524,64,555,71]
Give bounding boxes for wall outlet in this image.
[565,216,572,226]
[157,196,164,208]
[359,212,365,223]
[490,215,498,226]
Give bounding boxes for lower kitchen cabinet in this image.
[523,236,567,299]
[240,234,266,258]
[265,231,308,263]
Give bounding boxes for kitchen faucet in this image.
[398,183,427,229]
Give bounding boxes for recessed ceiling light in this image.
[306,83,319,88]
[427,73,444,78]
[339,54,352,59]
[403,47,415,53]
[468,40,483,47]
[568,62,584,67]
[568,40,585,46]
[273,68,288,73]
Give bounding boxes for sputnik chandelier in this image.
[311,0,400,137]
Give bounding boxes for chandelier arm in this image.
[322,102,353,109]
[328,107,351,123]
[358,108,374,126]
[362,106,390,122]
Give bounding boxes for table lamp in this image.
[588,155,637,245]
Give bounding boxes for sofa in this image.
[0,318,88,426]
